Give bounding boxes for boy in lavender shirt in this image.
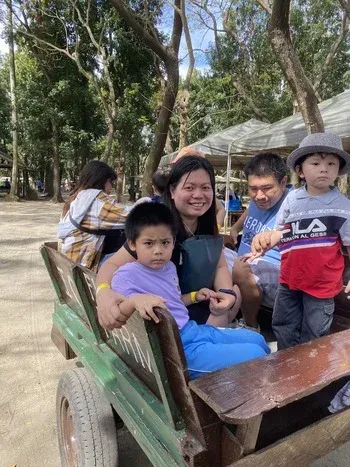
[111,202,269,379]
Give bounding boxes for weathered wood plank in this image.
[40,243,91,328]
[50,323,76,360]
[228,408,350,467]
[154,308,208,446]
[235,416,262,455]
[189,329,350,423]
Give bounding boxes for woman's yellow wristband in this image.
[190,291,198,304]
[96,283,111,295]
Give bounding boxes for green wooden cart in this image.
[41,242,350,467]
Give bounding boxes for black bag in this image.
[179,235,223,294]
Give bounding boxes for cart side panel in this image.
[40,242,92,329]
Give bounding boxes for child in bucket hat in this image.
[248,132,350,349]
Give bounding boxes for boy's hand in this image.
[251,231,273,256]
[345,280,350,299]
[131,294,167,323]
[196,288,216,302]
[209,291,236,315]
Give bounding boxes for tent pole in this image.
[224,143,233,233]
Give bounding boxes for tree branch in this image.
[313,10,349,93]
[255,0,272,15]
[191,0,222,61]
[110,0,168,62]
[339,0,350,20]
[268,0,324,132]
[170,0,195,87]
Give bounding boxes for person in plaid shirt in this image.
[57,160,132,271]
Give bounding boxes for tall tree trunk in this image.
[165,132,174,154]
[117,140,125,203]
[7,0,19,201]
[110,0,182,197]
[51,117,63,203]
[176,0,195,150]
[142,57,179,195]
[103,117,115,163]
[268,0,324,133]
[45,163,53,197]
[178,89,190,149]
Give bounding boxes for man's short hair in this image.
[125,202,178,243]
[152,170,170,195]
[244,152,287,183]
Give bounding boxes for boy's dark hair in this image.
[295,153,345,171]
[125,202,178,243]
[244,152,287,183]
[152,170,170,195]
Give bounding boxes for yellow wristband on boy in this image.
[96,283,111,295]
[190,291,198,304]
[217,224,222,230]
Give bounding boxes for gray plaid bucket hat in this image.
[287,132,350,175]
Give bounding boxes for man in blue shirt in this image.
[226,153,289,332]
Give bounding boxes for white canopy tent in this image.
[220,89,350,229]
[229,89,350,158]
[159,119,269,168]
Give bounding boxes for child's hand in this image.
[345,280,350,299]
[209,291,236,315]
[251,231,273,257]
[196,288,216,302]
[131,294,167,323]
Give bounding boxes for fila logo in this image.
[283,219,327,235]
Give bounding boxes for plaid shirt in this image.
[58,190,131,271]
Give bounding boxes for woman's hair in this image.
[162,156,218,241]
[62,160,117,215]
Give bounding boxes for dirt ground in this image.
[0,199,349,467]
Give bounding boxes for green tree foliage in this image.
[0,0,348,194]
[173,0,350,147]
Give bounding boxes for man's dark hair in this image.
[244,152,287,183]
[125,202,178,243]
[152,170,170,195]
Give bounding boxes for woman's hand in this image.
[96,288,128,330]
[131,294,167,323]
[196,288,216,302]
[209,291,236,315]
[230,228,239,246]
[345,280,350,299]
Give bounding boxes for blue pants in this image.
[180,320,270,379]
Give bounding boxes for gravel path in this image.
[0,199,348,467]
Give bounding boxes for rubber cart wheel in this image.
[56,367,119,467]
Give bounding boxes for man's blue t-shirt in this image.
[237,190,289,265]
